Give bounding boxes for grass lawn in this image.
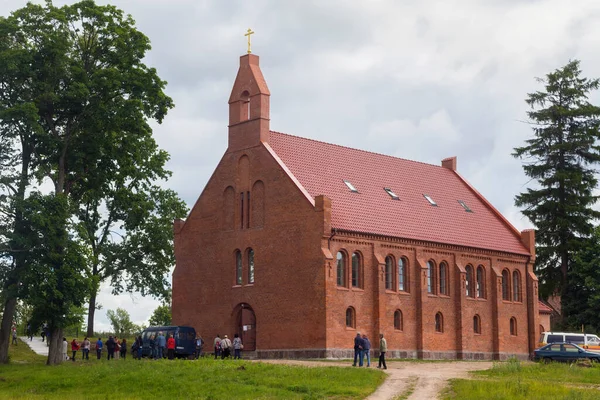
[0,340,385,399]
[443,358,600,399]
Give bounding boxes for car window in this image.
[588,336,600,344]
[549,344,562,352]
[566,335,584,344]
[548,335,563,343]
[563,344,579,352]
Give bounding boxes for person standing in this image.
[377,333,387,370]
[27,324,33,341]
[106,336,116,360]
[11,328,17,345]
[120,338,127,359]
[62,337,68,361]
[157,332,166,359]
[71,338,79,362]
[362,334,371,367]
[82,337,90,360]
[114,337,120,360]
[96,337,103,360]
[167,334,176,360]
[137,336,143,359]
[220,335,232,359]
[232,333,243,360]
[195,335,204,359]
[213,335,222,359]
[352,332,364,367]
[149,335,156,359]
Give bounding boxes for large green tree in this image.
[0,0,177,364]
[106,308,139,337]
[513,60,600,307]
[563,226,600,333]
[148,303,171,327]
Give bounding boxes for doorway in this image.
[236,304,256,351]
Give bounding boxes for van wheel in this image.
[543,357,552,364]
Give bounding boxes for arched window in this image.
[502,270,510,301]
[247,248,255,284]
[346,307,355,328]
[476,266,485,299]
[510,317,517,336]
[539,324,545,334]
[394,310,403,330]
[435,312,444,333]
[352,252,361,288]
[427,260,435,294]
[512,271,521,302]
[439,262,448,295]
[473,315,481,334]
[398,257,408,292]
[385,256,394,290]
[235,250,242,285]
[337,251,346,287]
[465,265,474,298]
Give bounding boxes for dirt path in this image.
[258,359,493,400]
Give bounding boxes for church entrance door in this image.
[237,304,256,351]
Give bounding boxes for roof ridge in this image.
[269,130,444,169]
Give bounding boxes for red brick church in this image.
[172,52,544,360]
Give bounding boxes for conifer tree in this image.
[513,60,600,307]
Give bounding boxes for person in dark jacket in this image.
[362,334,372,367]
[149,335,156,359]
[96,338,103,359]
[352,332,364,367]
[120,338,127,359]
[106,336,116,360]
[137,336,143,359]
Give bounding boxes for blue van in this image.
[140,326,196,358]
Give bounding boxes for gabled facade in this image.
[172,53,540,360]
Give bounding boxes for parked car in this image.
[140,326,196,358]
[534,342,600,363]
[538,331,600,350]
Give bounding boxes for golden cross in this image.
[244,28,255,54]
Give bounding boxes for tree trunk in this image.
[46,327,64,365]
[0,297,18,364]
[87,291,97,337]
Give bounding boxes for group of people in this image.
[133,332,176,360]
[353,332,387,370]
[213,333,243,359]
[65,336,128,361]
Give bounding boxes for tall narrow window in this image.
[473,315,481,334]
[346,307,355,328]
[247,248,254,284]
[235,250,242,285]
[385,256,394,290]
[466,265,474,298]
[510,317,517,336]
[512,271,521,302]
[352,252,361,288]
[435,312,444,332]
[502,270,510,301]
[439,262,448,295]
[476,266,485,299]
[337,252,346,287]
[240,192,244,229]
[398,257,407,292]
[427,261,435,294]
[246,191,250,228]
[394,310,403,330]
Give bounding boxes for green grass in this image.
[443,358,600,399]
[0,340,385,399]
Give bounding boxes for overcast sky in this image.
[2,0,600,332]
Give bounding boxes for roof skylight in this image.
[423,194,437,206]
[343,179,358,193]
[458,200,473,212]
[384,187,399,200]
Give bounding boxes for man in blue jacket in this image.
[96,338,103,359]
[362,334,372,367]
[156,331,166,359]
[352,332,364,367]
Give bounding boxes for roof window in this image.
[384,188,399,200]
[343,180,358,193]
[423,194,437,206]
[458,200,472,212]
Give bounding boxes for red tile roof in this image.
[538,301,553,314]
[269,131,530,255]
